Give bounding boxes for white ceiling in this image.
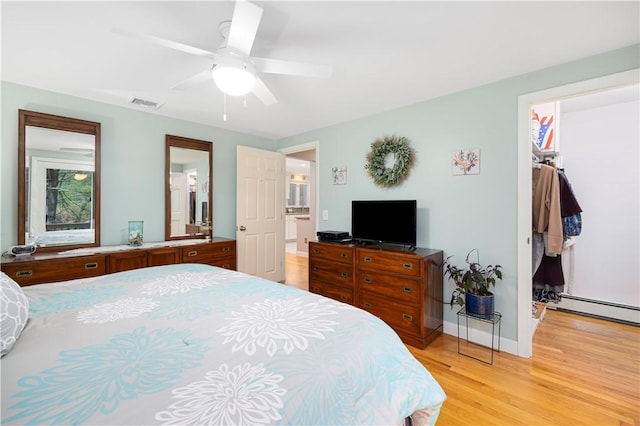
[2,1,638,140]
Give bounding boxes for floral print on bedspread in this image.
[218,298,341,357]
[155,362,286,425]
[28,284,127,318]
[2,326,209,425]
[77,297,159,323]
[139,269,243,296]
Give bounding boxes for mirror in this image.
[18,109,101,252]
[165,135,213,240]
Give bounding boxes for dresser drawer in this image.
[108,250,147,273]
[309,258,353,289]
[147,247,181,266]
[2,255,107,286]
[357,249,422,277]
[209,257,236,270]
[357,271,421,304]
[358,293,421,337]
[309,280,353,304]
[309,242,354,265]
[181,241,236,265]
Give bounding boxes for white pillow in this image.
[1,272,29,357]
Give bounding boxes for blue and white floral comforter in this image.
[1,264,445,425]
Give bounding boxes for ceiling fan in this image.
[113,0,332,106]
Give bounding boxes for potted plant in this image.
[442,249,503,318]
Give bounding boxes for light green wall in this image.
[277,44,640,340]
[1,45,637,341]
[1,82,275,248]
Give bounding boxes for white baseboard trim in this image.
[552,295,640,325]
[443,319,519,357]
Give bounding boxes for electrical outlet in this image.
[322,210,329,220]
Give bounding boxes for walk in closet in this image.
[530,84,639,326]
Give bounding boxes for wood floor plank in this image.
[285,253,640,425]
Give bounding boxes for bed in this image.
[1,263,446,425]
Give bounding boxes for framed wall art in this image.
[452,148,480,175]
[332,166,347,185]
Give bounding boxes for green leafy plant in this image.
[364,135,415,187]
[442,249,503,307]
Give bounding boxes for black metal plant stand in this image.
[457,307,502,365]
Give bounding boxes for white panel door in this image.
[170,173,187,236]
[236,146,285,281]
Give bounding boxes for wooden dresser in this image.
[309,241,443,348]
[1,237,236,287]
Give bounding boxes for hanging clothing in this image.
[532,164,563,255]
[532,165,584,304]
[558,169,583,237]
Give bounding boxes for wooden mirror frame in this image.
[18,109,101,252]
[165,134,213,241]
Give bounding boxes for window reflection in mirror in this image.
[165,135,212,240]
[19,110,100,251]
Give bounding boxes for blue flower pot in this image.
[465,293,494,319]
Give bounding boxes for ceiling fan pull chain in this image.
[223,93,228,121]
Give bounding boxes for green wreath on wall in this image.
[365,135,415,187]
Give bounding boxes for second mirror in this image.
[165,135,213,240]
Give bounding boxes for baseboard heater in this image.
[548,294,640,326]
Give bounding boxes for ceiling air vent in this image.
[128,97,162,110]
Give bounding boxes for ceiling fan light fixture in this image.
[212,65,256,97]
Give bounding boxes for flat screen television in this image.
[351,200,417,247]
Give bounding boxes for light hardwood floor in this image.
[284,253,640,425]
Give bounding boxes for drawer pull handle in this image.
[313,287,320,292]
[340,253,347,258]
[340,272,348,278]
[403,263,413,270]
[16,270,33,277]
[85,262,98,270]
[402,314,413,321]
[340,295,347,301]
[363,277,372,284]
[222,264,230,269]
[403,287,413,293]
[313,248,320,253]
[364,256,373,262]
[222,247,230,252]
[364,302,372,308]
[313,266,319,271]
[187,251,198,257]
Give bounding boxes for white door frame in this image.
[516,68,639,358]
[278,141,319,256]
[279,140,319,222]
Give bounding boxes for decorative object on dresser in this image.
[0,238,236,286]
[309,241,443,348]
[442,249,503,319]
[128,220,144,246]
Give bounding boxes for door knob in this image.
[239,226,246,231]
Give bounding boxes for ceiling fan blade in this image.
[112,27,218,59]
[253,57,332,79]
[171,69,213,91]
[252,77,277,106]
[226,0,263,56]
